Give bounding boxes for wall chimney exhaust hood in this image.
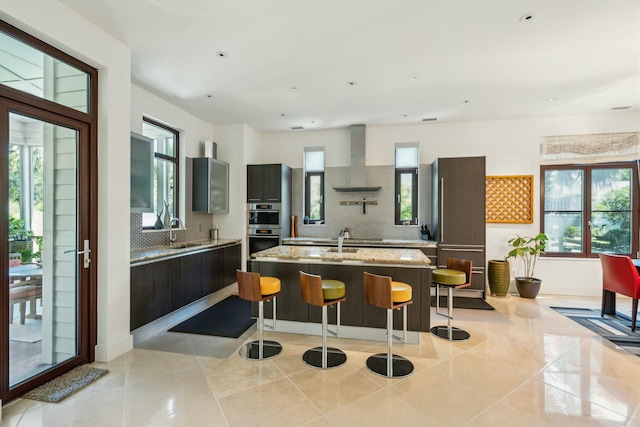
[333,124,381,192]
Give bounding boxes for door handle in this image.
[64,239,91,268]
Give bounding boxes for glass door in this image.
[2,103,91,398]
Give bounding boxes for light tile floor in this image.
[3,294,640,426]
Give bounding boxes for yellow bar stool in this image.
[236,270,282,360]
[431,258,472,341]
[299,271,347,369]
[363,272,414,378]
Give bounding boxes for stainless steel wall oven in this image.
[248,203,283,256]
[248,203,281,228]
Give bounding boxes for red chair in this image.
[599,253,640,331]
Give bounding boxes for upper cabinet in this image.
[130,132,154,213]
[193,158,229,214]
[247,164,291,203]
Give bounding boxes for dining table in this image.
[9,263,43,324]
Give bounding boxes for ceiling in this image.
[56,0,640,133]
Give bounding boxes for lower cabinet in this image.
[251,260,431,332]
[130,258,176,330]
[131,243,241,331]
[174,252,202,310]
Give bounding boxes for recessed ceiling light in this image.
[409,75,417,80]
[206,94,213,98]
[216,51,228,58]
[548,97,557,102]
[611,106,632,110]
[422,118,437,122]
[291,126,304,130]
[463,100,470,104]
[346,81,356,86]
[290,86,298,91]
[519,13,536,22]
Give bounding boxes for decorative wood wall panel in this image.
[485,175,533,223]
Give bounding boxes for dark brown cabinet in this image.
[246,164,291,203]
[432,156,486,294]
[130,258,176,330]
[201,249,221,296]
[173,252,202,310]
[130,243,241,331]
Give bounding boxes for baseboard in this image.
[94,333,133,363]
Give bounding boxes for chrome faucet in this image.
[337,228,349,254]
[169,218,184,243]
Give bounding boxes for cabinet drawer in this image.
[436,246,485,269]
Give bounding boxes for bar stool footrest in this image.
[239,340,282,360]
[430,326,470,341]
[303,347,347,369]
[366,353,413,378]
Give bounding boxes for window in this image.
[0,28,91,113]
[395,144,418,225]
[142,117,179,229]
[304,148,324,224]
[541,162,638,257]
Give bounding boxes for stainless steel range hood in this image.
[333,124,381,192]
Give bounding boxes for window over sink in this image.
[141,117,179,229]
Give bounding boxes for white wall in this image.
[261,111,640,296]
[130,84,215,222]
[1,0,133,361]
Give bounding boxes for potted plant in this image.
[505,232,548,299]
[9,215,38,263]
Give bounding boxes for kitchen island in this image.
[250,245,433,342]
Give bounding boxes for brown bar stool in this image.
[363,272,414,378]
[431,258,472,341]
[236,270,282,360]
[299,271,347,369]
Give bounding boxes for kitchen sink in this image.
[170,242,206,249]
[327,248,359,253]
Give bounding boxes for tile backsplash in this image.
[130,157,215,250]
[291,164,432,240]
[131,160,434,249]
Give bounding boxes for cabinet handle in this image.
[266,198,279,201]
[440,248,484,252]
[440,177,444,242]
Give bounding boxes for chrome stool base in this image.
[302,347,347,369]
[366,353,413,378]
[239,340,282,360]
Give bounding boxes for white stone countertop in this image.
[282,237,437,248]
[252,245,431,266]
[131,238,241,264]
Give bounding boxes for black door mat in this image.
[552,307,640,356]
[430,296,495,310]
[22,365,108,403]
[169,295,256,338]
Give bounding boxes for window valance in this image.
[540,132,640,165]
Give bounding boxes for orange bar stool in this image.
[299,271,347,369]
[363,272,414,378]
[431,258,472,341]
[236,270,282,360]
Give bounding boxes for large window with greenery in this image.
[541,162,638,257]
[395,144,418,225]
[304,148,324,224]
[142,117,179,229]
